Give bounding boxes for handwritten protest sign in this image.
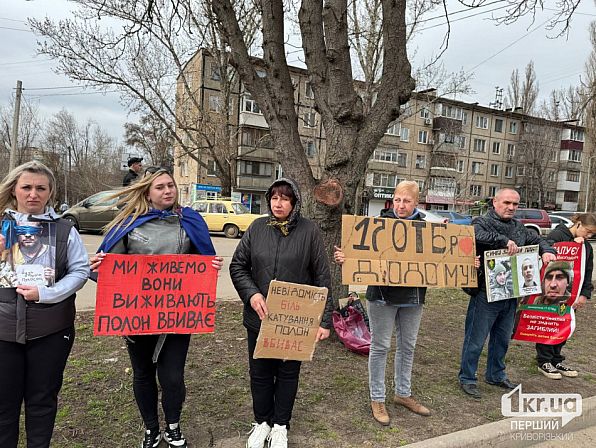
[254,280,328,362]
[340,215,477,288]
[513,242,585,344]
[484,245,540,302]
[94,254,218,336]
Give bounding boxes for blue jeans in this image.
[368,301,423,402]
[458,290,517,385]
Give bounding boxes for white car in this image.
[418,209,449,224]
[549,214,573,231]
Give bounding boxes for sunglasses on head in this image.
[144,166,171,176]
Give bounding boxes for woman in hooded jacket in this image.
[0,161,89,448]
[229,178,334,448]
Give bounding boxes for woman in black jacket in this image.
[537,213,596,379]
[229,178,333,448]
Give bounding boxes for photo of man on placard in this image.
[534,261,573,306]
[489,261,514,301]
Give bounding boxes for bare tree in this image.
[506,61,539,113]
[30,0,260,196]
[124,113,174,168]
[581,19,596,211]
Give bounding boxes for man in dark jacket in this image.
[122,157,143,186]
[458,188,556,399]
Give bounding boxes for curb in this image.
[404,395,596,447]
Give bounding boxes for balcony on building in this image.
[429,163,457,177]
[236,159,275,191]
[432,116,463,133]
[556,171,581,192]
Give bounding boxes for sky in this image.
[1,0,594,145]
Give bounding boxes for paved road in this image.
[76,235,596,312]
[76,233,241,311]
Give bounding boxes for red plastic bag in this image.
[333,306,371,356]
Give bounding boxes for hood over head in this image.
[265,178,302,232]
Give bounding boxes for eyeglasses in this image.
[144,166,171,176]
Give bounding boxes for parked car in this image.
[61,190,120,232]
[417,209,449,223]
[191,199,263,238]
[549,215,574,231]
[433,210,473,225]
[548,210,582,219]
[513,208,551,235]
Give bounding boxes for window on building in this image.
[209,94,222,112]
[239,160,273,177]
[570,129,585,141]
[243,94,261,114]
[490,164,499,176]
[569,150,582,162]
[400,127,409,142]
[473,138,486,152]
[180,159,188,177]
[567,171,580,182]
[241,128,272,147]
[548,171,555,182]
[517,166,525,176]
[471,161,482,174]
[462,111,468,125]
[492,142,501,154]
[419,107,430,119]
[546,191,554,202]
[564,191,579,202]
[475,115,489,129]
[417,180,425,192]
[210,65,221,81]
[386,121,400,135]
[305,141,317,157]
[470,184,482,196]
[207,159,217,176]
[305,81,314,99]
[437,103,465,120]
[456,135,466,149]
[505,166,513,178]
[551,150,558,162]
[507,144,515,157]
[415,155,426,169]
[372,172,402,188]
[494,119,503,133]
[489,186,497,197]
[457,160,464,173]
[509,121,518,134]
[442,133,456,144]
[418,130,429,144]
[303,111,316,128]
[373,148,407,167]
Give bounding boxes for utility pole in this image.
[9,80,23,171]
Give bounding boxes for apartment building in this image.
[174,50,592,215]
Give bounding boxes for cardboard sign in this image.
[254,280,328,362]
[513,242,585,344]
[94,254,218,336]
[484,245,541,302]
[340,215,477,288]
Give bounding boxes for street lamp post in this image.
[585,155,596,213]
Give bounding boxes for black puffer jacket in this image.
[366,208,427,305]
[229,178,334,332]
[474,209,556,292]
[547,224,593,299]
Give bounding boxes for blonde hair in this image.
[0,161,56,212]
[394,180,420,202]
[571,213,596,231]
[104,169,180,234]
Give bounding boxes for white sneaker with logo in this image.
[246,422,271,448]
[267,424,288,448]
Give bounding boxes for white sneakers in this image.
[246,422,288,448]
[267,424,288,448]
[246,422,271,448]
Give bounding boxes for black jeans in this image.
[536,341,566,366]
[0,326,75,448]
[126,334,191,430]
[247,329,301,428]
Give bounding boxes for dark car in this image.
[61,190,120,232]
[513,208,551,236]
[433,210,473,225]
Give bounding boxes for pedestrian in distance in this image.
[458,188,556,400]
[123,156,143,187]
[229,178,333,448]
[90,166,223,448]
[536,213,596,380]
[0,161,89,448]
[334,180,432,426]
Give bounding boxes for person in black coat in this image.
[229,178,333,448]
[536,213,596,379]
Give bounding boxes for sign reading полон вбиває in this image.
[94,254,218,336]
[340,215,477,288]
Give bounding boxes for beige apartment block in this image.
[174,49,593,215]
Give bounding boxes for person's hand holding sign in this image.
[90,251,106,272]
[333,245,345,265]
[316,327,330,342]
[250,292,268,320]
[212,256,224,272]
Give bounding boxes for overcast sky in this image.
[1,0,594,145]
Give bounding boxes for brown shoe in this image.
[393,395,431,416]
[371,400,390,425]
